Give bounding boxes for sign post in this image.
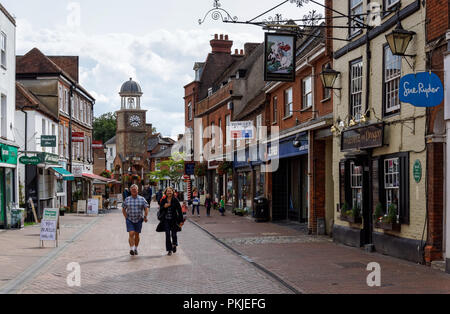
[40,208,60,248]
[41,135,57,148]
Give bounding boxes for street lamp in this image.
[385,21,416,57]
[320,64,341,90]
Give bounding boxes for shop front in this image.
[270,132,309,223]
[72,163,93,208]
[0,143,18,229]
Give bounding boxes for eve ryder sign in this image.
[399,72,444,108]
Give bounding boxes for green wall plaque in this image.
[413,160,422,183]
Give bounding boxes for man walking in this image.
[122,184,149,256]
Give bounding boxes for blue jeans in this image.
[192,204,200,215]
[164,219,178,252]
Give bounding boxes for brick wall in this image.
[425,142,444,263]
[426,0,449,42]
[309,137,326,233]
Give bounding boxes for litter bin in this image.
[254,196,269,222]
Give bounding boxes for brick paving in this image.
[16,204,291,294]
[191,207,450,294]
[0,214,100,292]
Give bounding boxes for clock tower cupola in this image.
[115,78,149,182]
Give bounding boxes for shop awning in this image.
[50,167,75,181]
[82,173,113,183]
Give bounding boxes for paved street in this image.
[1,203,450,294]
[8,204,290,294]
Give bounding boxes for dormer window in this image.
[208,87,213,96]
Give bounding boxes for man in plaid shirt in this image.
[122,184,149,256]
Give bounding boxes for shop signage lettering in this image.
[230,121,254,140]
[19,156,41,165]
[341,124,384,151]
[413,160,422,183]
[208,160,220,170]
[40,208,59,242]
[0,144,18,165]
[41,135,57,148]
[72,132,85,142]
[72,165,83,177]
[92,140,103,149]
[399,72,444,108]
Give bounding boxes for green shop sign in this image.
[41,135,57,148]
[413,160,422,183]
[19,156,42,165]
[0,144,18,165]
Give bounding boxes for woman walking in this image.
[205,194,212,217]
[192,187,200,217]
[157,187,184,256]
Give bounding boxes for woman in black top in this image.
[157,187,184,255]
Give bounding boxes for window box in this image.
[374,221,401,232]
[340,214,362,224]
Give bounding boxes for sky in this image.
[3,0,324,139]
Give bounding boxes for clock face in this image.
[129,115,141,127]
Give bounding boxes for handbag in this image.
[157,209,165,221]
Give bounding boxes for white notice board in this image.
[40,208,59,245]
[87,198,99,215]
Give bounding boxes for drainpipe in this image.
[68,85,74,208]
[305,57,314,232]
[20,107,29,212]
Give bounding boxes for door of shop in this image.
[352,157,372,245]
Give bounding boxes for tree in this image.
[93,112,117,144]
[149,153,185,187]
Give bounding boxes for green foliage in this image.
[149,153,186,186]
[93,112,117,144]
[195,162,207,177]
[374,203,383,221]
[386,203,398,223]
[351,205,360,218]
[340,202,349,215]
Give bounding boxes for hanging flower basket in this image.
[195,162,207,177]
[217,161,233,176]
[100,169,112,179]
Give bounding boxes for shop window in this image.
[384,0,400,10]
[350,162,363,212]
[188,102,192,121]
[0,94,6,138]
[383,44,401,116]
[384,158,400,214]
[0,32,6,69]
[349,58,363,121]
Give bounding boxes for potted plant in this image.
[375,204,401,231]
[194,162,207,177]
[340,202,362,223]
[373,203,384,223]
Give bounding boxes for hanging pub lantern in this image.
[385,21,415,56]
[320,64,340,89]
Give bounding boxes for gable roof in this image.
[105,136,116,145]
[16,82,59,121]
[16,48,95,101]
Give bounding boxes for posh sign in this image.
[399,72,444,108]
[341,123,384,151]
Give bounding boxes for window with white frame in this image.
[384,45,402,114]
[349,0,363,37]
[350,59,363,121]
[211,122,215,150]
[256,114,262,140]
[0,32,6,68]
[284,88,293,117]
[188,102,192,121]
[273,96,278,123]
[225,114,231,146]
[156,158,161,171]
[64,89,69,113]
[64,126,69,158]
[350,162,363,211]
[0,95,6,138]
[385,0,400,10]
[384,158,400,213]
[80,99,84,123]
[302,76,312,109]
[52,124,56,154]
[58,85,63,111]
[59,125,63,156]
[218,118,223,146]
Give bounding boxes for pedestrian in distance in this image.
[156,187,184,256]
[219,195,226,216]
[122,184,149,256]
[156,189,163,205]
[192,187,200,217]
[123,188,130,200]
[205,193,212,217]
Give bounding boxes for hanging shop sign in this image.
[72,132,85,142]
[19,155,41,165]
[230,121,254,140]
[413,160,422,183]
[341,123,384,151]
[92,140,104,149]
[399,72,444,108]
[264,32,296,82]
[184,162,195,176]
[41,135,57,148]
[72,164,84,177]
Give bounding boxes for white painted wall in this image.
[106,143,116,171]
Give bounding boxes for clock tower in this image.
[115,78,149,183]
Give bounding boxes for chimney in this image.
[210,34,233,54]
[244,43,260,56]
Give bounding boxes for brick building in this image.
[264,25,334,234]
[16,48,95,211]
